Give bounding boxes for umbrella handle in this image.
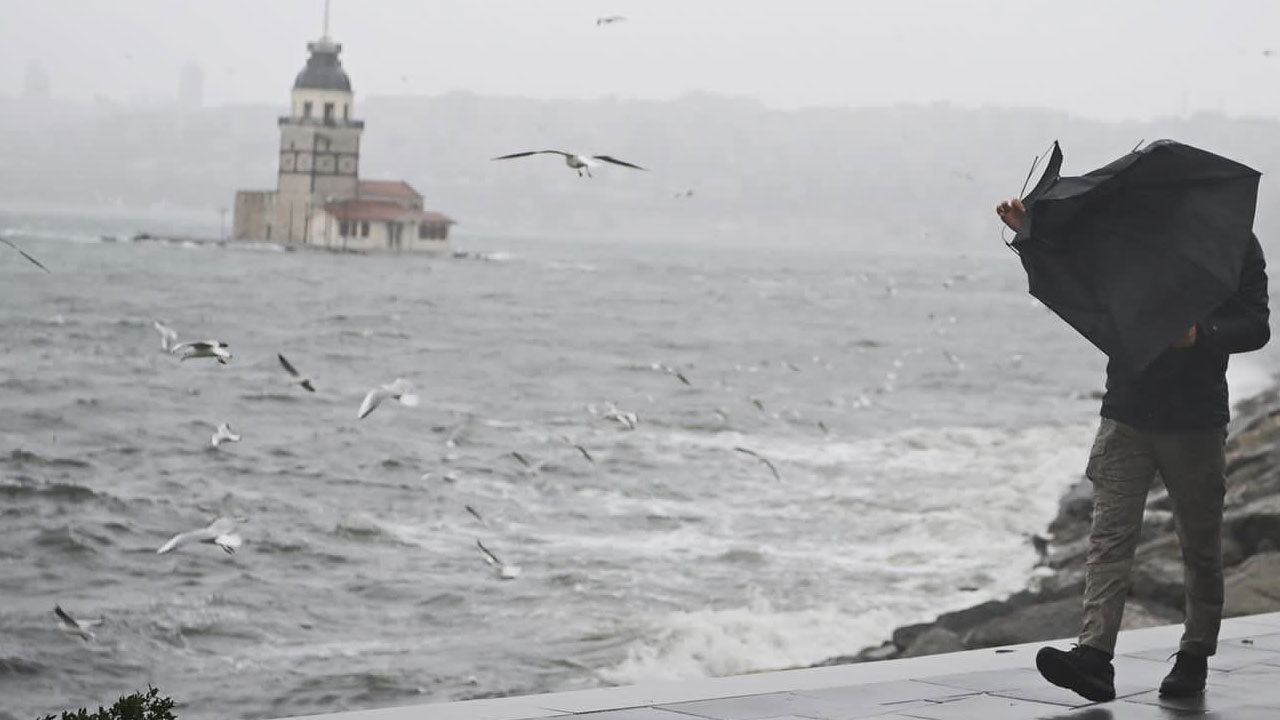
[1000,142,1056,254]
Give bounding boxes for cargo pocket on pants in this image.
[1085,419,1117,481]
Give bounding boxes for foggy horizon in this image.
[5,0,1280,122]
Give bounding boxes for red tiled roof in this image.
[324,200,454,224]
[357,180,421,199]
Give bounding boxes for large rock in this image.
[900,627,965,658]
[1224,551,1280,617]
[962,597,1082,649]
[1120,598,1183,631]
[1048,478,1093,545]
[1129,553,1186,610]
[1225,496,1280,556]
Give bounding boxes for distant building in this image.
[179,61,204,108]
[232,18,454,251]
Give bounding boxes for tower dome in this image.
[293,38,351,92]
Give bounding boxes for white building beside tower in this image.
[233,7,454,251]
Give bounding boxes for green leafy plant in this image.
[37,686,177,720]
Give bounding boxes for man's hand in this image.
[1171,325,1198,348]
[996,198,1026,231]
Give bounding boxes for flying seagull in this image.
[211,422,241,448]
[491,150,647,178]
[734,446,782,482]
[0,237,50,273]
[157,517,242,555]
[560,436,594,463]
[596,15,627,25]
[357,378,419,419]
[652,363,692,386]
[476,539,522,580]
[54,605,100,641]
[465,505,488,527]
[153,321,179,353]
[277,353,316,392]
[603,403,638,430]
[172,340,232,364]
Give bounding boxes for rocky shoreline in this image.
[818,386,1280,665]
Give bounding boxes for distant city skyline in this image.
[2,0,1280,121]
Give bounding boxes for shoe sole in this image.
[1036,652,1116,703]
[1158,684,1205,698]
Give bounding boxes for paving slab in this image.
[656,692,845,720]
[880,694,1063,719]
[1220,632,1280,653]
[1123,641,1280,671]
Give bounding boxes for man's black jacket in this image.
[1101,234,1271,431]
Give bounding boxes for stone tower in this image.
[274,1,363,242]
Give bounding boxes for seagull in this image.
[491,150,647,178]
[153,321,179,353]
[157,516,242,555]
[603,403,638,430]
[749,397,766,412]
[476,539,521,580]
[357,378,419,419]
[511,451,532,468]
[54,605,100,641]
[558,436,594,463]
[734,446,782,482]
[465,505,488,527]
[277,353,315,392]
[652,363,692,386]
[172,340,232,364]
[596,15,627,25]
[1,237,50,273]
[210,422,240,448]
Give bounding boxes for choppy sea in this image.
[1,209,1274,720]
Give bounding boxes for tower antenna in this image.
[322,0,331,40]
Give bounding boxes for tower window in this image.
[303,101,313,118]
[324,102,334,122]
[343,104,349,120]
[360,221,370,237]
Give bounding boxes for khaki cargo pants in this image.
[1080,417,1227,657]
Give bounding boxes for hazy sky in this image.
[4,0,1280,121]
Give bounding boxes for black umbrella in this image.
[1010,139,1261,372]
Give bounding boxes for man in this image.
[996,196,1270,702]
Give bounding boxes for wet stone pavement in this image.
[286,613,1280,720]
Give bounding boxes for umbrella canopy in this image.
[1011,140,1261,372]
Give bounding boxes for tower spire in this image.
[322,0,331,40]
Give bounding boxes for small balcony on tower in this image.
[278,116,364,129]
